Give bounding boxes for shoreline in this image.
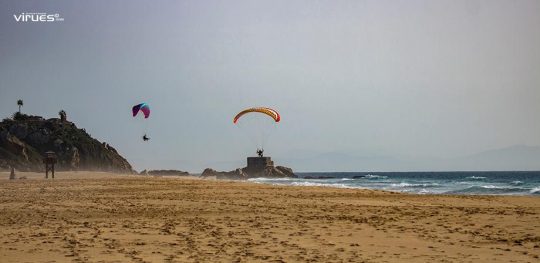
[3,171,540,197]
[1,172,539,262]
[250,172,540,196]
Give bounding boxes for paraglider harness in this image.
[257,148,264,157]
[143,134,150,141]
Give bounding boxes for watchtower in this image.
[43,151,57,179]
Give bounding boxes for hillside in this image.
[0,113,133,173]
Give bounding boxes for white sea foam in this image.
[290,182,356,189]
[364,174,387,179]
[481,185,505,189]
[418,189,433,194]
[530,187,540,194]
[247,172,539,196]
[247,177,294,182]
[390,182,440,188]
[467,176,486,179]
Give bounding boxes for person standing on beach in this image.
[9,166,16,180]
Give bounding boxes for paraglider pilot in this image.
[257,148,264,157]
[143,134,150,141]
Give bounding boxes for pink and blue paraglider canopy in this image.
[132,103,150,119]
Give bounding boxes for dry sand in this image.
[1,171,539,262]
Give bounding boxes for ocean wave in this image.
[389,182,440,188]
[247,172,540,196]
[290,182,356,189]
[418,189,435,194]
[466,176,486,180]
[364,174,387,179]
[247,177,295,182]
[480,185,505,189]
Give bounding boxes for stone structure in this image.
[246,157,273,170]
[201,156,296,180]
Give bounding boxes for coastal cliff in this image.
[0,113,133,173]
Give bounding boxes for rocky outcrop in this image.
[201,157,296,180]
[0,113,133,173]
[0,131,43,171]
[141,170,190,176]
[201,168,246,179]
[274,166,295,177]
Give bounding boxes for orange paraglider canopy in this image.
[233,107,280,124]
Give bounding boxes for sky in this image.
[1,0,539,172]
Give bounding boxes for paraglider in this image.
[132,103,151,141]
[132,103,150,118]
[234,107,280,156]
[233,107,280,124]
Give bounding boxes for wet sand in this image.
[1,171,539,262]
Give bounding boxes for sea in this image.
[248,171,540,195]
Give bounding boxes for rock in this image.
[2,133,28,161]
[26,131,50,145]
[0,132,42,171]
[146,170,189,176]
[201,157,296,180]
[0,113,134,173]
[201,168,248,179]
[225,168,246,179]
[9,123,28,139]
[275,166,295,177]
[201,168,218,177]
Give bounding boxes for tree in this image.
[17,99,23,113]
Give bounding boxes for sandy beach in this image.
[1,172,539,262]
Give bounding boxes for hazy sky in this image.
[1,0,539,172]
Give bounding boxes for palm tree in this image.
[17,99,23,113]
